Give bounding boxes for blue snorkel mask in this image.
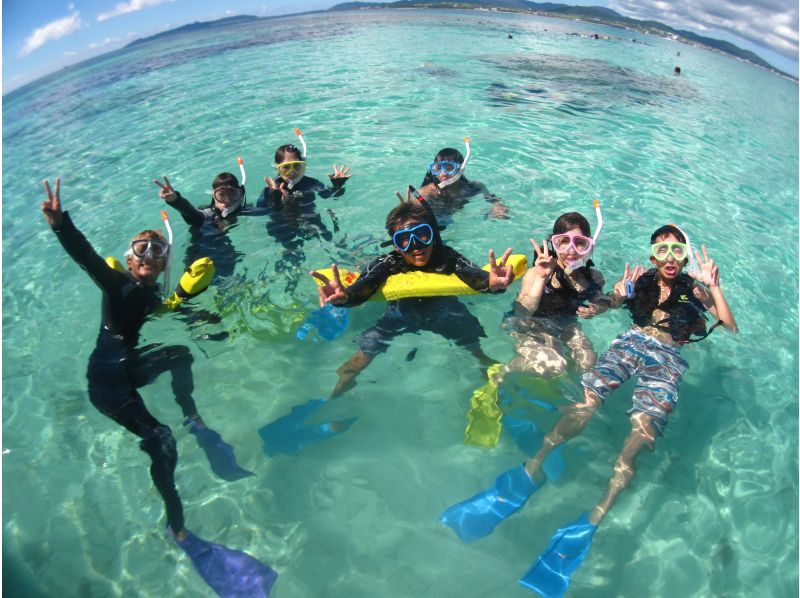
[392,223,435,252]
[436,137,471,189]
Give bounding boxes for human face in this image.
[649,233,687,280]
[212,185,243,212]
[552,226,592,268]
[393,219,434,267]
[276,151,305,179]
[126,236,167,284]
[429,160,461,182]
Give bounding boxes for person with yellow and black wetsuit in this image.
[312,188,515,400]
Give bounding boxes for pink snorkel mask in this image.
[555,199,603,274]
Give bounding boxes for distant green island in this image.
[123,4,795,80]
[329,0,795,79]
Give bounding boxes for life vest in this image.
[537,262,601,317]
[626,269,715,343]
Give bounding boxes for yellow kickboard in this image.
[313,254,527,301]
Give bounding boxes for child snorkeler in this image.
[155,171,262,279]
[313,188,515,399]
[257,131,350,249]
[418,140,509,221]
[257,189,515,457]
[441,223,737,597]
[42,179,276,596]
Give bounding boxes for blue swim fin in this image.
[440,465,543,543]
[186,419,255,481]
[518,512,597,597]
[175,529,278,597]
[258,399,356,456]
[502,416,566,482]
[296,304,349,341]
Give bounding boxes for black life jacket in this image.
[626,269,718,343]
[537,262,601,317]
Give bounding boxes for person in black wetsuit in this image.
[312,190,516,399]
[155,173,265,280]
[41,179,250,541]
[256,143,351,292]
[418,147,509,222]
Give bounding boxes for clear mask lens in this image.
[276,161,306,178]
[429,161,460,176]
[652,242,687,261]
[392,223,434,252]
[131,239,169,259]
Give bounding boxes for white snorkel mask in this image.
[436,136,472,189]
[562,199,603,274]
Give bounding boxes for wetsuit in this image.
[419,174,502,221]
[52,212,191,533]
[341,246,501,354]
[256,175,345,251]
[167,193,266,279]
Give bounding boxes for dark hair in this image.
[553,212,591,237]
[274,144,303,164]
[435,147,464,163]
[212,172,241,189]
[385,201,432,235]
[421,147,467,187]
[650,224,686,244]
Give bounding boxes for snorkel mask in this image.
[436,137,471,189]
[669,223,700,277]
[557,199,603,274]
[275,128,308,190]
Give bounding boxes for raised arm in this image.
[691,245,738,333]
[318,164,351,199]
[154,176,205,227]
[42,178,121,292]
[514,239,556,315]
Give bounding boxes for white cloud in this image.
[20,12,82,57]
[89,37,121,49]
[97,0,173,23]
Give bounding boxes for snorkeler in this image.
[461,208,608,449]
[313,188,515,399]
[257,189,515,457]
[442,223,737,597]
[418,139,509,221]
[256,130,351,292]
[155,169,264,280]
[42,179,276,595]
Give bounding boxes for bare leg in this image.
[588,412,657,525]
[523,388,602,481]
[330,351,374,400]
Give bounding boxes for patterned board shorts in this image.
[581,328,689,435]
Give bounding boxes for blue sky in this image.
[3,0,798,92]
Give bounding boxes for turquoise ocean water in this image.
[3,9,798,597]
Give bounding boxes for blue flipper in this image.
[186,419,255,481]
[502,416,566,481]
[440,465,543,543]
[296,304,349,341]
[518,512,597,597]
[175,529,278,597]
[258,399,356,456]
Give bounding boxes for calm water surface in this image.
[3,9,798,597]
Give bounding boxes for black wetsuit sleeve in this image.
[52,211,123,293]
[317,177,347,199]
[450,248,497,293]
[168,193,206,227]
[256,187,276,209]
[341,254,399,307]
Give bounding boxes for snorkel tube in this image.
[160,210,174,298]
[564,199,603,274]
[237,156,247,186]
[293,128,308,159]
[438,136,471,189]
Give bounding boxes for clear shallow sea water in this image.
[3,9,798,597]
